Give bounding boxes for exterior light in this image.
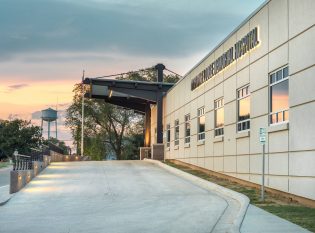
[109,90,113,98]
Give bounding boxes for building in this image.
[85,0,315,202]
[150,0,315,201]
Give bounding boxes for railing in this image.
[13,154,32,171]
[11,142,67,171]
[48,143,66,155]
[30,149,44,162]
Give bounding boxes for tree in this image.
[0,119,43,159]
[65,83,138,160]
[65,68,179,160]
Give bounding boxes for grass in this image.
[164,161,315,232]
[0,161,10,169]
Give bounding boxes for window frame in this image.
[166,124,170,148]
[237,85,250,132]
[184,114,191,144]
[197,107,205,141]
[174,119,179,146]
[214,98,224,137]
[269,66,289,125]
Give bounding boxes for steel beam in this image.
[155,64,165,144]
[144,104,151,147]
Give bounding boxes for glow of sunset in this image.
[0,81,75,119]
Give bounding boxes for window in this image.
[197,107,205,141]
[270,66,289,124]
[184,114,191,143]
[174,120,179,146]
[215,98,224,136]
[166,124,170,147]
[237,85,250,131]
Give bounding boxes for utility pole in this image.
[81,70,85,157]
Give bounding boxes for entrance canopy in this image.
[83,78,174,114]
[83,64,173,147]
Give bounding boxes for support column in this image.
[144,104,151,147]
[48,121,50,139]
[55,119,58,139]
[155,63,165,144]
[40,119,43,136]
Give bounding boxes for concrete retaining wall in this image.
[10,152,90,194]
[10,155,50,194]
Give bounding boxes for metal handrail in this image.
[13,153,32,171]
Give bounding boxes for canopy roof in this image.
[83,78,174,114]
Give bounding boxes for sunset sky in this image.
[0,0,265,148]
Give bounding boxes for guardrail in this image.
[12,154,32,171]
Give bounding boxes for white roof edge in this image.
[169,0,270,91]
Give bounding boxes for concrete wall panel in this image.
[269,153,289,176]
[289,0,315,38]
[289,151,315,177]
[269,0,288,50]
[289,102,315,151]
[237,155,250,173]
[250,55,268,92]
[289,177,315,200]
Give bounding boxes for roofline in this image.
[168,0,270,92]
[85,78,174,86]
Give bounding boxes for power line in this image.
[89,66,182,80]
[164,68,182,78]
[93,67,154,79]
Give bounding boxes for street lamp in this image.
[81,70,85,157]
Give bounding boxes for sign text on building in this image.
[191,27,259,90]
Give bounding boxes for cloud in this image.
[4,84,29,93]
[8,84,28,90]
[0,0,265,61]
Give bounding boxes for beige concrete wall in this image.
[157,0,315,200]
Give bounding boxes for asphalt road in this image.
[0,161,227,233]
[0,166,11,187]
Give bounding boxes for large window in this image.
[237,85,250,131]
[270,66,289,124]
[215,98,224,136]
[184,114,190,143]
[166,124,170,148]
[174,119,179,146]
[197,107,205,141]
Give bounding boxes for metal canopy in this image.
[83,64,170,145]
[84,78,173,103]
[86,94,154,115]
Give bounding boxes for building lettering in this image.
[191,27,259,90]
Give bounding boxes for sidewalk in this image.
[0,165,11,187]
[0,185,12,205]
[241,204,310,233]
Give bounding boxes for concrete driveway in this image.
[0,166,11,187]
[0,161,228,233]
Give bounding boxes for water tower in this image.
[41,108,58,139]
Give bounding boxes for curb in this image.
[0,185,13,206]
[144,159,250,233]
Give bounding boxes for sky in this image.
[0,0,265,149]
